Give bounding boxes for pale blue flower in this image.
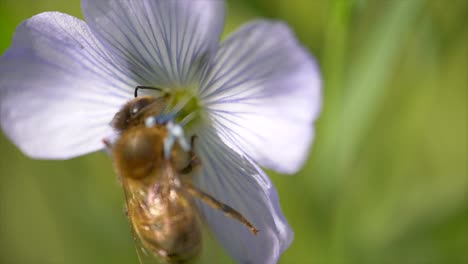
[0,1,321,263]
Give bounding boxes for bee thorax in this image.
[113,128,164,179]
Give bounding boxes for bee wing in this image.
[130,231,163,264]
[120,178,163,264]
[193,128,293,264]
[121,164,200,264]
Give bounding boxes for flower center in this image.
[165,88,203,133]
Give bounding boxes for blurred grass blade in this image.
[338,0,424,169]
[328,0,425,261]
[318,0,424,182]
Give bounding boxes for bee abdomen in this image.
[132,190,202,263]
[140,218,202,263]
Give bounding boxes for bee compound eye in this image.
[130,98,154,116]
[131,105,140,115]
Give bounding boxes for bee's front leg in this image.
[179,135,201,175]
[188,135,201,169]
[102,138,114,154]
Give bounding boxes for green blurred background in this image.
[0,0,466,263]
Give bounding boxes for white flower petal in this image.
[0,12,134,159]
[82,0,226,87]
[194,127,293,264]
[200,21,322,174]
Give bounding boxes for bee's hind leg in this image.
[183,182,259,235]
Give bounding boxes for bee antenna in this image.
[134,86,163,98]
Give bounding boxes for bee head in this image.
[111,96,158,133]
[111,86,167,133]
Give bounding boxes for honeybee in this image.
[104,86,258,264]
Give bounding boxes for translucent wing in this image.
[121,177,164,264]
[120,162,202,264]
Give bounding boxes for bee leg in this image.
[183,182,259,235]
[179,135,201,175]
[103,138,124,185]
[102,138,114,156]
[189,136,201,165]
[187,135,201,169]
[123,205,128,217]
[102,138,112,148]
